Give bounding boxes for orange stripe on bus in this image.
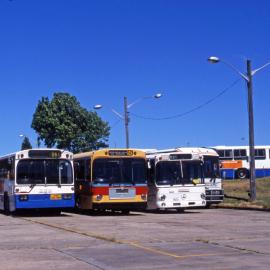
[221,160,243,169]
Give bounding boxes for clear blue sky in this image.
[1,0,270,155]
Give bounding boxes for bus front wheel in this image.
[121,210,130,215]
[236,169,248,179]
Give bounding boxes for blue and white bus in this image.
[214,145,270,179]
[0,149,74,214]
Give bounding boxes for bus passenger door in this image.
[8,180,16,212]
[146,159,157,209]
[4,179,16,212]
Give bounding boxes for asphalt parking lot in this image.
[0,208,270,270]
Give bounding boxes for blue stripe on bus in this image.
[220,168,270,179]
[15,194,75,209]
[255,169,270,178]
[220,169,235,179]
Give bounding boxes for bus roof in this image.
[213,145,270,150]
[0,148,72,160]
[145,147,218,156]
[74,148,146,159]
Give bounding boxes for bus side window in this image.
[0,158,14,179]
[147,159,155,184]
[8,157,15,179]
[234,149,248,160]
[75,159,86,181]
[255,149,266,160]
[225,150,233,159]
[85,158,91,181]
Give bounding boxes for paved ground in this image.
[0,208,270,270]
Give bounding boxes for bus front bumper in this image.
[92,202,147,211]
[205,189,224,204]
[15,194,75,209]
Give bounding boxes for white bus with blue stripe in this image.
[214,145,270,179]
[0,149,74,214]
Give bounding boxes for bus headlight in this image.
[201,193,206,200]
[158,195,166,201]
[141,194,147,200]
[63,194,72,200]
[19,195,29,201]
[96,194,103,201]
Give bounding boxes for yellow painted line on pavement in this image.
[128,242,222,259]
[22,218,124,244]
[22,217,236,260]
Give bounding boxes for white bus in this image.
[199,148,224,205]
[146,148,206,211]
[145,147,224,206]
[213,145,270,179]
[0,149,74,215]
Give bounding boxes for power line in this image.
[110,119,121,129]
[130,78,241,121]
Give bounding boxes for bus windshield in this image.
[16,159,73,185]
[156,161,203,186]
[92,158,146,185]
[203,156,220,178]
[182,161,203,183]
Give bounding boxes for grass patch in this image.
[218,178,270,210]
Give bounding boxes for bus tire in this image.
[4,193,10,216]
[75,196,80,209]
[121,209,130,215]
[236,168,248,179]
[50,209,61,216]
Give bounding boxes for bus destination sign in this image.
[108,150,133,156]
[169,154,192,160]
[28,150,62,159]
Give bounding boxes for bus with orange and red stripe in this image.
[74,149,148,214]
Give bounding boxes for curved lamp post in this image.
[208,56,270,201]
[94,93,162,148]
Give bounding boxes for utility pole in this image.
[124,97,130,148]
[247,60,256,201]
[208,56,260,201]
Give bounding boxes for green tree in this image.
[31,92,110,153]
[21,136,32,150]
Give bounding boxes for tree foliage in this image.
[21,136,32,150]
[31,92,110,153]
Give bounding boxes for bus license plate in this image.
[109,188,136,199]
[50,194,62,200]
[116,188,129,193]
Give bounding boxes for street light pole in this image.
[124,96,130,148]
[208,56,270,201]
[246,60,256,200]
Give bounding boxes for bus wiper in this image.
[210,178,216,184]
[30,183,36,189]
